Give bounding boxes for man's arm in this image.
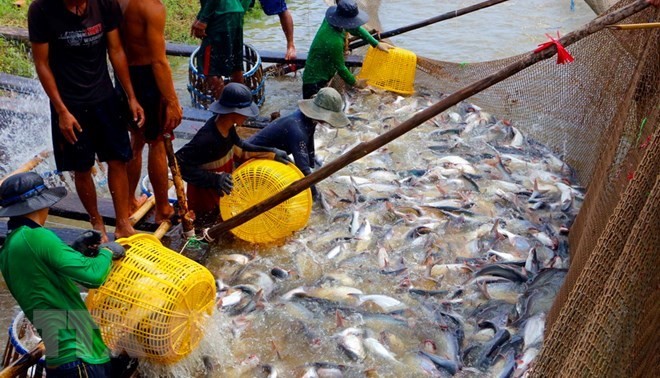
[42,233,113,288]
[107,29,145,127]
[32,43,83,144]
[279,10,296,62]
[143,1,182,133]
[192,0,220,38]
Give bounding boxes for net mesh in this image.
[363,0,659,375]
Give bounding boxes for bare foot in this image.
[89,216,109,243]
[155,204,176,224]
[130,194,149,214]
[114,221,137,240]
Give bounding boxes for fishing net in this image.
[362,0,658,376]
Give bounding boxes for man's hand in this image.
[99,242,126,260]
[71,230,103,257]
[128,97,145,128]
[376,42,394,52]
[285,46,297,72]
[59,111,83,144]
[272,149,292,164]
[216,172,233,196]
[163,100,183,134]
[354,78,368,89]
[191,20,208,39]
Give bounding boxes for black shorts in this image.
[302,81,328,99]
[197,28,244,77]
[128,65,164,142]
[51,95,132,172]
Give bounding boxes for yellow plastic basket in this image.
[220,159,312,244]
[357,46,417,95]
[86,234,216,364]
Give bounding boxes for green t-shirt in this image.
[0,219,113,366]
[196,0,252,37]
[303,19,380,85]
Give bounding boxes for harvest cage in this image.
[188,44,265,109]
[220,159,312,244]
[86,234,216,364]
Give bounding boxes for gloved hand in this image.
[272,149,292,164]
[216,172,233,196]
[376,42,394,52]
[99,242,126,260]
[71,230,103,257]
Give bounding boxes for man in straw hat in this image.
[248,87,350,198]
[0,172,126,377]
[176,83,291,225]
[302,0,393,99]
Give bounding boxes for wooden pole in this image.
[0,149,51,186]
[0,342,44,378]
[349,0,511,50]
[205,0,651,241]
[163,134,195,236]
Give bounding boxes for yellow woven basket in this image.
[357,46,417,95]
[220,159,312,244]
[86,234,216,364]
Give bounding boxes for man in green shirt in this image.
[191,0,252,99]
[302,0,392,99]
[0,172,125,377]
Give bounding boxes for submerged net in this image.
[364,0,658,376]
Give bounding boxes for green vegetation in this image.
[0,0,264,77]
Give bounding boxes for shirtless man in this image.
[118,0,183,223]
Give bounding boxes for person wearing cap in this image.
[302,0,393,99]
[0,172,126,377]
[191,0,252,99]
[175,83,290,224]
[247,87,349,198]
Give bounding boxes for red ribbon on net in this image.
[534,32,575,64]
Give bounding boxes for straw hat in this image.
[0,172,67,217]
[298,88,350,128]
[325,0,369,30]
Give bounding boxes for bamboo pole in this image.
[204,0,651,241]
[0,149,51,186]
[606,22,660,30]
[128,195,156,226]
[163,134,194,236]
[0,342,44,378]
[349,0,511,49]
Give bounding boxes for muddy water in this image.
[0,0,593,375]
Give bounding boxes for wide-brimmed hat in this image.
[208,83,259,117]
[0,172,67,218]
[325,0,369,30]
[298,87,350,128]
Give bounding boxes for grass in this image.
[0,0,264,77]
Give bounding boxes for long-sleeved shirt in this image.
[0,217,113,366]
[247,110,316,176]
[175,115,276,190]
[303,19,380,86]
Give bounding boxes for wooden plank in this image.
[50,193,159,231]
[0,26,363,67]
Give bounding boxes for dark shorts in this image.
[197,28,244,77]
[128,65,164,142]
[51,95,132,172]
[46,360,111,378]
[259,0,287,15]
[302,81,328,99]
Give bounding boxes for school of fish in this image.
[149,88,582,378]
